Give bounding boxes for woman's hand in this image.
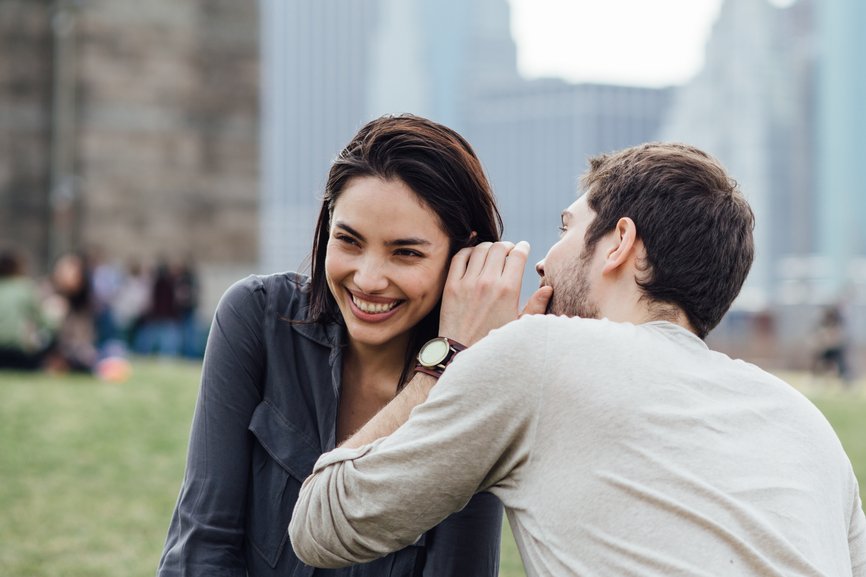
[439,241,553,347]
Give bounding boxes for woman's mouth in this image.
[346,289,405,322]
[351,294,402,313]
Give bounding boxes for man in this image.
[290,143,866,575]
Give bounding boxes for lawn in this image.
[0,362,863,577]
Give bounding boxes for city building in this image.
[660,0,817,313]
[465,80,672,300]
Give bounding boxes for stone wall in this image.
[77,0,259,264]
[0,0,259,277]
[0,0,54,273]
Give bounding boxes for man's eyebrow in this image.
[334,222,431,247]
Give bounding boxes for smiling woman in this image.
[156,115,506,577]
[326,178,451,346]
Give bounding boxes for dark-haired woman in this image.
[158,116,505,576]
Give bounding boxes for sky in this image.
[507,0,797,88]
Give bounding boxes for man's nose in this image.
[535,259,545,277]
[354,257,389,293]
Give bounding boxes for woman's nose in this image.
[535,259,545,277]
[354,258,389,293]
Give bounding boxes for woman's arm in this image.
[157,276,268,577]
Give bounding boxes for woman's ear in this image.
[468,231,479,247]
[601,217,638,276]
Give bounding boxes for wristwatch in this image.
[414,337,467,379]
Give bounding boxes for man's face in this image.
[535,195,601,318]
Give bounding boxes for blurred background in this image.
[1,0,864,373]
[3,2,866,575]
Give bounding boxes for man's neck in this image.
[598,296,696,336]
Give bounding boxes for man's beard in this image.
[544,251,600,319]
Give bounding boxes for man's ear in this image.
[601,217,638,276]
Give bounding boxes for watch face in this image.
[419,338,450,367]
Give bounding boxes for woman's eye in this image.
[558,226,567,236]
[335,234,359,247]
[395,249,423,258]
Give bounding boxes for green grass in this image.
[0,364,863,577]
[0,361,201,577]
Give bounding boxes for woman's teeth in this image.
[352,295,400,314]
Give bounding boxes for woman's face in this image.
[325,176,451,349]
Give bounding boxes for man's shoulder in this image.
[495,313,630,343]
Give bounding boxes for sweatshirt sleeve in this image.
[289,316,549,568]
[157,276,267,577]
[850,475,866,577]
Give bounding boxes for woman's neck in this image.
[343,334,409,396]
[336,334,411,444]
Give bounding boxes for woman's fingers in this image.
[440,240,530,346]
[501,241,529,282]
[447,246,474,282]
[447,241,517,286]
[463,242,493,279]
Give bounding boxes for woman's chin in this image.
[342,308,414,349]
[344,324,405,348]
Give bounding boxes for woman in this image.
[158,116,505,576]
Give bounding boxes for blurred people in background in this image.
[132,257,204,358]
[811,304,851,385]
[90,248,122,346]
[135,259,182,357]
[112,258,152,348]
[172,257,202,358]
[0,248,61,370]
[0,246,204,370]
[47,253,98,373]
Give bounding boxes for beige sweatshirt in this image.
[291,315,866,576]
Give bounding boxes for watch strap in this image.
[414,366,445,379]
[447,339,467,354]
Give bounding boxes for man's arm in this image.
[289,316,550,568]
[339,372,437,449]
[850,479,866,576]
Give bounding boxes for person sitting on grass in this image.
[0,248,60,370]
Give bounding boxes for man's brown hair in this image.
[582,142,755,339]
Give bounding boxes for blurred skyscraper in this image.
[465,81,671,300]
[661,0,817,314]
[817,0,866,297]
[259,0,672,297]
[662,0,866,355]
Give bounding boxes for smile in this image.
[351,294,403,314]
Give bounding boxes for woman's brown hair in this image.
[305,114,503,388]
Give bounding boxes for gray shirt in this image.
[291,315,866,576]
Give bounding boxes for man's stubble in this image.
[544,249,601,319]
